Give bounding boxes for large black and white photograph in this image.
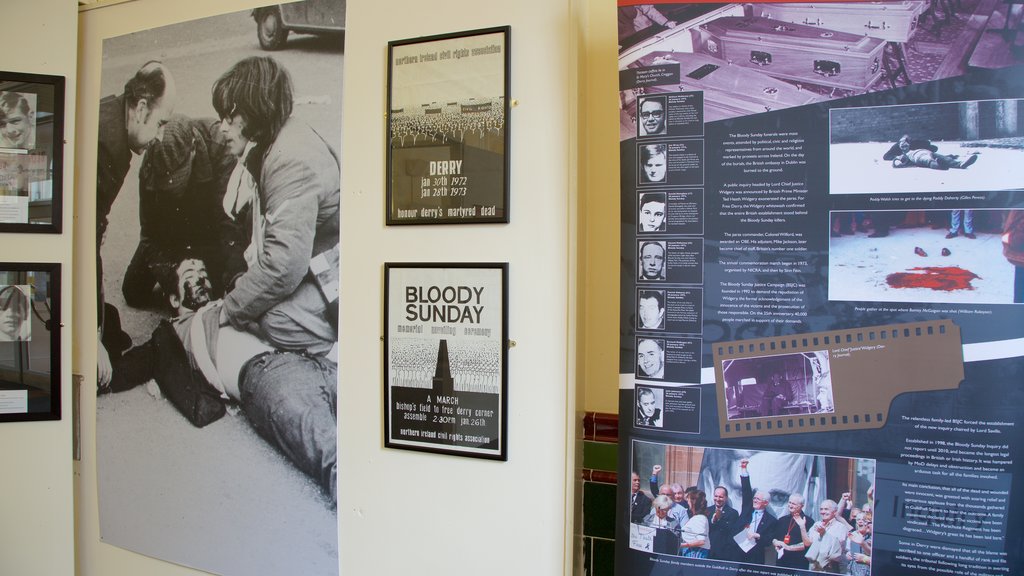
[0,263,59,422]
[0,72,64,232]
[387,26,510,225]
[829,209,1021,304]
[829,99,1024,195]
[384,263,508,460]
[93,4,342,575]
[629,441,875,572]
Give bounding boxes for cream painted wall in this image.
[339,0,576,574]
[0,1,77,575]
[75,0,577,575]
[580,0,620,415]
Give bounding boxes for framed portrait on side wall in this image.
[0,71,64,234]
[0,262,60,422]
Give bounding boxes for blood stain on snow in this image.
[885,267,980,291]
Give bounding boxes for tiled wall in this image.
[581,413,618,576]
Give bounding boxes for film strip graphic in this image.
[713,320,964,438]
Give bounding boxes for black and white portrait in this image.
[0,285,30,341]
[638,95,667,137]
[93,4,343,575]
[638,192,666,233]
[0,91,36,150]
[637,289,666,331]
[639,240,666,281]
[637,337,666,380]
[639,143,668,184]
[636,386,664,428]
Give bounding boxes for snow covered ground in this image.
[829,141,1024,195]
[829,224,1017,304]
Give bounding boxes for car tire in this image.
[257,9,288,51]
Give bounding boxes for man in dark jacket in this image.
[121,114,243,308]
[708,485,740,560]
[96,61,177,386]
[629,471,653,523]
[883,135,978,170]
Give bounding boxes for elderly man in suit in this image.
[734,458,778,565]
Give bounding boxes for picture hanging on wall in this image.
[384,262,509,460]
[0,262,60,422]
[386,26,511,225]
[0,71,64,234]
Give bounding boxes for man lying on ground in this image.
[99,257,337,505]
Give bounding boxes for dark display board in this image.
[616,2,1024,575]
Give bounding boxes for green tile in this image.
[583,481,617,539]
[592,538,615,576]
[583,537,593,576]
[583,440,618,472]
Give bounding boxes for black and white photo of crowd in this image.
[629,443,875,574]
[390,337,502,394]
[92,5,342,576]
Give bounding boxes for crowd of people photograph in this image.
[630,449,874,574]
[389,100,504,146]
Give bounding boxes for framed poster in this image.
[386,26,510,225]
[384,262,508,460]
[0,262,60,422]
[0,71,64,234]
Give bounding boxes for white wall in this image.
[0,1,77,575]
[75,0,577,575]
[339,0,576,573]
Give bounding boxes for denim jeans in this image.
[239,350,337,505]
[950,209,974,235]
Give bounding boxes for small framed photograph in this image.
[0,262,61,422]
[386,26,510,225]
[384,262,508,460]
[0,72,65,234]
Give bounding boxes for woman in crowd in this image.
[846,511,872,575]
[679,489,710,558]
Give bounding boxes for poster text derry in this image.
[406,285,486,323]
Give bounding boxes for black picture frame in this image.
[383,262,508,460]
[386,26,511,225]
[0,262,61,422]
[0,71,65,234]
